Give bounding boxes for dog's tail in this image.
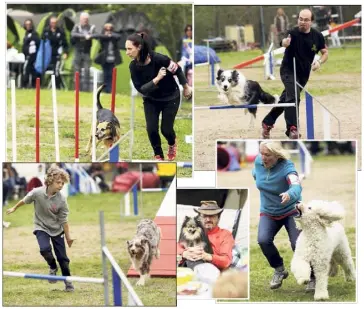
[97,84,106,110]
[259,89,277,104]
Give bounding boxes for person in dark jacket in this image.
[126,32,192,161]
[71,12,97,92]
[273,8,290,47]
[95,23,122,93]
[22,19,40,88]
[262,8,328,139]
[42,16,69,89]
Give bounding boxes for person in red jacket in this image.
[177,201,235,278]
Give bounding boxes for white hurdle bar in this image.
[141,188,168,192]
[194,103,295,110]
[3,271,104,284]
[177,162,193,168]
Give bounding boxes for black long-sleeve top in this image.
[129,52,187,101]
[42,26,69,57]
[22,29,40,62]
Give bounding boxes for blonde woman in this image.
[252,141,315,291]
[6,166,75,292]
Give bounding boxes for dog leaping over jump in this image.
[216,69,279,127]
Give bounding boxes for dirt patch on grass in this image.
[194,88,361,170]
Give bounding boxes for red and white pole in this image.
[111,67,117,113]
[233,17,361,70]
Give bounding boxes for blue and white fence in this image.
[3,211,143,306]
[121,182,139,216]
[194,39,220,87]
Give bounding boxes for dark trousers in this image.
[48,55,64,89]
[257,214,299,269]
[257,214,315,278]
[35,230,71,276]
[263,67,308,136]
[143,94,180,157]
[22,58,38,88]
[102,63,115,93]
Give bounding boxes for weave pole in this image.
[11,79,16,161]
[111,68,116,113]
[109,67,119,162]
[293,57,301,137]
[92,72,98,161]
[99,211,110,306]
[35,77,40,162]
[75,72,80,162]
[51,75,60,162]
[305,92,315,139]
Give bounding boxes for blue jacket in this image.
[252,154,302,216]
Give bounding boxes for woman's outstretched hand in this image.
[280,192,290,204]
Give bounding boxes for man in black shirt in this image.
[22,19,40,88]
[42,16,69,89]
[262,8,328,139]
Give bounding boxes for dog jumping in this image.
[126,219,161,286]
[85,84,121,155]
[216,69,279,127]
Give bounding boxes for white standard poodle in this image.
[291,200,356,301]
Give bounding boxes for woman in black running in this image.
[126,33,192,161]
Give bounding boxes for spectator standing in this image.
[95,23,122,93]
[42,16,69,89]
[22,19,40,88]
[71,12,97,91]
[274,8,290,47]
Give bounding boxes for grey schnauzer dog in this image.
[127,219,161,286]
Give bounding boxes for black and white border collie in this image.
[216,69,279,126]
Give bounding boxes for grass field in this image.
[2,191,176,306]
[248,227,356,302]
[194,45,362,170]
[6,89,192,178]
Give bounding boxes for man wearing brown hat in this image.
[177,201,235,274]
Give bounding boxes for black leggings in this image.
[49,55,64,89]
[263,67,307,136]
[143,94,180,157]
[22,58,38,88]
